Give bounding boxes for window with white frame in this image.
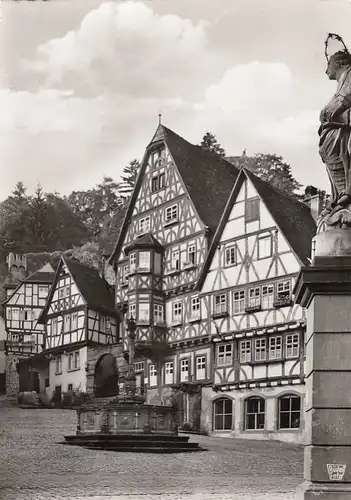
[213,398,233,431]
[286,333,299,358]
[153,304,164,324]
[172,301,182,323]
[262,284,274,309]
[214,294,227,315]
[129,253,136,272]
[55,355,62,374]
[165,361,173,384]
[139,216,150,234]
[100,315,106,332]
[74,351,80,369]
[245,397,265,430]
[190,297,200,319]
[9,308,19,321]
[258,234,272,259]
[217,344,232,366]
[63,314,71,332]
[64,285,70,297]
[52,317,58,335]
[122,265,129,284]
[180,358,189,382]
[240,340,252,363]
[149,364,157,386]
[68,352,74,370]
[38,286,47,297]
[255,338,267,361]
[225,245,236,267]
[187,244,196,265]
[165,204,178,224]
[269,336,282,360]
[248,287,261,308]
[245,197,260,222]
[128,303,136,320]
[134,361,145,372]
[171,249,180,271]
[71,312,78,330]
[139,251,150,271]
[196,356,206,380]
[138,303,150,323]
[276,281,291,303]
[151,170,166,192]
[233,290,245,314]
[59,287,65,299]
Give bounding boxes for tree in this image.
[199,132,226,158]
[233,153,303,199]
[64,242,103,270]
[120,159,140,190]
[25,184,51,252]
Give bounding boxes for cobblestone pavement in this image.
[0,408,303,500]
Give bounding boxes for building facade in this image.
[38,257,120,401]
[109,124,317,443]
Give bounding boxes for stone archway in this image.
[93,354,118,397]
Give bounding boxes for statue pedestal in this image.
[295,230,351,499]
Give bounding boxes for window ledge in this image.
[67,367,80,373]
[137,320,150,326]
[273,300,293,308]
[211,311,229,319]
[54,371,62,375]
[188,316,201,323]
[245,305,262,313]
[165,268,181,276]
[182,263,197,271]
[171,321,182,327]
[164,218,178,228]
[216,362,233,368]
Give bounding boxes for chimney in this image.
[303,185,326,222]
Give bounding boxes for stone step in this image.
[84,446,202,453]
[64,434,190,443]
[65,439,199,449]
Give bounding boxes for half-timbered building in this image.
[38,257,119,401]
[197,168,316,443]
[107,124,319,443]
[3,260,58,395]
[109,124,240,425]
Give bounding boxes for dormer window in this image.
[164,204,178,226]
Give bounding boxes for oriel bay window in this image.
[233,290,245,314]
[129,253,136,273]
[254,338,267,362]
[217,344,233,366]
[180,358,189,382]
[128,303,136,319]
[245,397,265,430]
[213,398,233,431]
[138,303,150,324]
[269,336,282,360]
[286,333,300,358]
[278,395,301,429]
[138,251,150,272]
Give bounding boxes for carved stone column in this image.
[295,229,351,499]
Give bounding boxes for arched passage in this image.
[93,354,118,397]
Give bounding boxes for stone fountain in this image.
[63,317,202,453]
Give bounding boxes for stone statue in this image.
[318,34,351,231]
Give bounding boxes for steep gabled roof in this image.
[109,124,240,266]
[99,204,128,258]
[40,257,118,321]
[196,168,316,289]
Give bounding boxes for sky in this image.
[1,0,351,201]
